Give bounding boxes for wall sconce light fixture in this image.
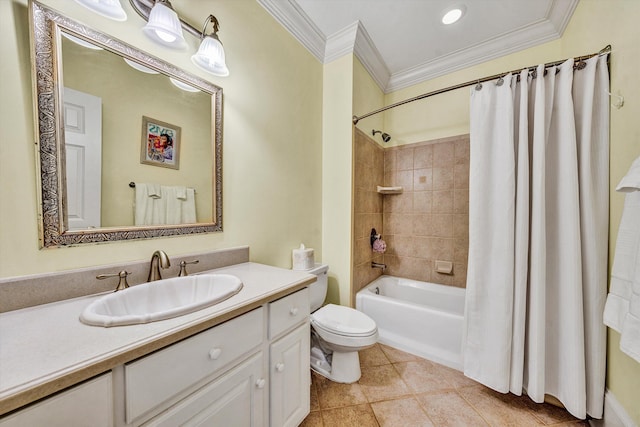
[191,15,229,77]
[74,0,127,21]
[130,0,229,76]
[142,0,185,48]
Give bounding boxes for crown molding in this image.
[385,0,580,92]
[353,22,390,91]
[256,0,326,63]
[324,21,359,63]
[258,0,580,94]
[386,18,564,92]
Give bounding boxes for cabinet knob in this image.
[256,378,266,389]
[275,363,285,372]
[289,307,299,316]
[209,348,222,360]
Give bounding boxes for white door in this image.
[63,87,102,230]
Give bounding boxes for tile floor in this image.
[301,343,589,427]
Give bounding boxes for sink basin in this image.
[80,274,243,327]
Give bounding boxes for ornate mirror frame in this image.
[30,1,223,248]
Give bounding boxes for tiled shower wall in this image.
[352,129,469,299]
[353,129,385,295]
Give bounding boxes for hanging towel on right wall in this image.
[604,155,640,363]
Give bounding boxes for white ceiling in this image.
[257,0,580,93]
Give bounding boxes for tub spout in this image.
[371,262,386,271]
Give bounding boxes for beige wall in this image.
[62,39,213,226]
[0,0,323,278]
[321,54,354,307]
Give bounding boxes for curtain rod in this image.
[352,45,611,125]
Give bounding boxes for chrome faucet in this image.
[147,250,171,282]
[371,261,387,271]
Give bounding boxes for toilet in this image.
[306,264,378,383]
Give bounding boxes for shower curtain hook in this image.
[475,80,482,91]
[608,91,625,109]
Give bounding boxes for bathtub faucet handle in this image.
[371,262,387,271]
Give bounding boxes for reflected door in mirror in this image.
[64,87,102,230]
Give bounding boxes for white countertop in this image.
[0,262,315,415]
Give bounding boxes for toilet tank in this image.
[307,264,329,312]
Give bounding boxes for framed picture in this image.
[140,116,181,169]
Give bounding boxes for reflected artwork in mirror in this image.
[30,1,223,247]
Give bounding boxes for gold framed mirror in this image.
[30,1,223,248]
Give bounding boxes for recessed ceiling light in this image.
[442,6,465,25]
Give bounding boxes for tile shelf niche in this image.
[376,186,403,194]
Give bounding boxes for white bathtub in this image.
[356,276,465,371]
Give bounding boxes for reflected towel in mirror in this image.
[134,183,196,226]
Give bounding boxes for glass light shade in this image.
[62,32,104,50]
[74,0,127,21]
[142,2,185,49]
[123,58,159,74]
[191,35,229,77]
[169,77,200,92]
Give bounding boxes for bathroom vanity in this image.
[0,262,314,426]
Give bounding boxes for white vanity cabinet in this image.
[125,308,264,424]
[268,289,311,427]
[143,352,265,426]
[0,373,113,427]
[0,283,313,427]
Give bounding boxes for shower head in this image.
[372,129,391,143]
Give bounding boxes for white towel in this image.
[175,186,187,200]
[134,183,165,225]
[616,156,640,193]
[164,186,196,225]
[604,155,640,362]
[147,183,162,199]
[134,184,196,226]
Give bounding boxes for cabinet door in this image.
[270,323,310,427]
[0,373,112,427]
[144,352,266,427]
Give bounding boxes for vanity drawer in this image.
[269,288,309,339]
[125,307,264,424]
[0,373,112,427]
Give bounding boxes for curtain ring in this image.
[496,77,504,86]
[475,80,483,91]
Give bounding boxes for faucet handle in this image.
[178,259,200,277]
[97,270,131,292]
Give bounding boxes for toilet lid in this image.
[311,304,377,337]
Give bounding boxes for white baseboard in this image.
[589,390,638,427]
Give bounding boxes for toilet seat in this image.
[311,304,377,337]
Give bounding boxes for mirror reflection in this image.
[61,34,213,229]
[31,1,222,247]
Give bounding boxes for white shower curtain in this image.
[464,55,609,419]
